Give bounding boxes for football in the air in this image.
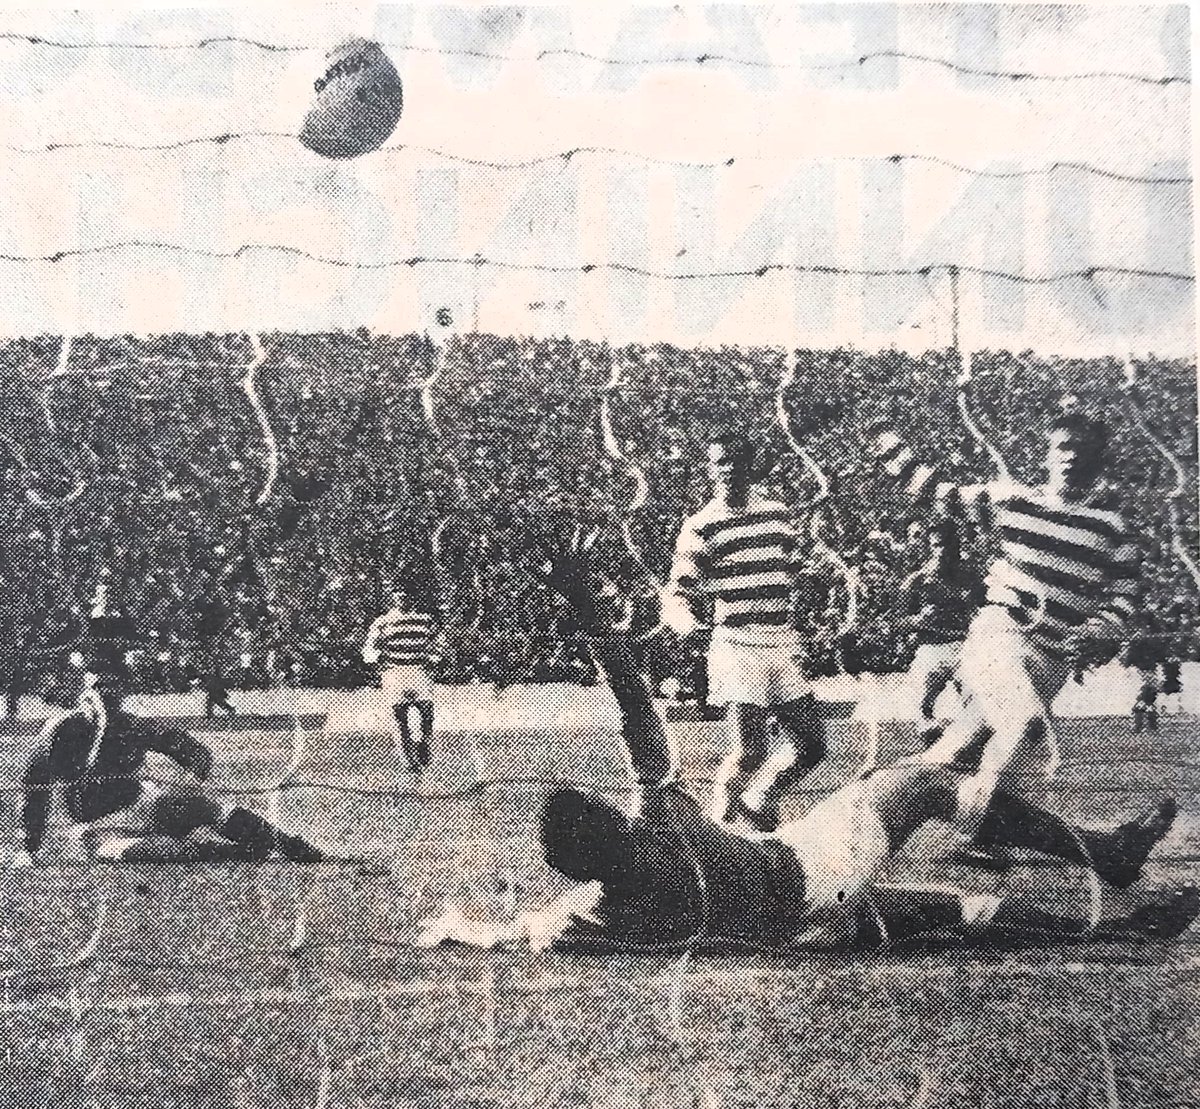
[300,38,404,159]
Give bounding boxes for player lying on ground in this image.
[418,533,1194,952]
[869,409,1140,833]
[665,429,826,833]
[363,587,440,773]
[13,669,325,866]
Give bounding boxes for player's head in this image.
[928,520,961,571]
[538,786,630,882]
[706,429,760,500]
[1046,412,1108,498]
[387,584,418,611]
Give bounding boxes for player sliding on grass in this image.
[868,409,1140,832]
[665,429,826,834]
[11,618,325,866]
[418,532,1195,952]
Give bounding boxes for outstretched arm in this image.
[17,716,90,858]
[20,748,57,858]
[866,424,992,527]
[126,718,214,780]
[535,534,677,794]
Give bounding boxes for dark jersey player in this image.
[898,520,984,745]
[12,621,325,866]
[418,534,1195,953]
[1132,673,1160,736]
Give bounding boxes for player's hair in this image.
[1049,411,1109,476]
[706,428,775,481]
[538,786,629,882]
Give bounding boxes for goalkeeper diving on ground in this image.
[10,616,326,866]
[418,530,1195,953]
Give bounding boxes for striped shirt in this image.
[668,492,802,634]
[363,609,436,668]
[873,429,1139,657]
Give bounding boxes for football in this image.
[299,38,404,159]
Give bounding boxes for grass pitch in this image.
[0,690,1197,1108]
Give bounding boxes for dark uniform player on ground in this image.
[12,620,325,866]
[419,533,1196,952]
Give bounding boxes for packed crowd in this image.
[0,332,1195,704]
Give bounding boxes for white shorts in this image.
[382,666,434,703]
[775,780,891,946]
[924,605,1069,778]
[912,641,963,674]
[707,628,811,708]
[961,606,1067,718]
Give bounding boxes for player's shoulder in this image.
[1085,488,1129,523]
[753,496,795,520]
[681,501,722,530]
[36,708,93,751]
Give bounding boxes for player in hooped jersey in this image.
[363,588,440,772]
[665,430,825,833]
[418,531,1194,953]
[870,410,1141,830]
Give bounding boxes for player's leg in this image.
[975,885,1199,943]
[739,693,827,832]
[710,702,772,826]
[707,635,800,828]
[597,633,679,814]
[413,699,434,768]
[911,643,959,723]
[918,608,1039,772]
[919,662,953,722]
[141,783,326,863]
[392,698,420,771]
[921,610,1067,864]
[779,759,1176,904]
[870,881,1200,947]
[213,804,325,862]
[976,789,1176,889]
[868,883,1005,944]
